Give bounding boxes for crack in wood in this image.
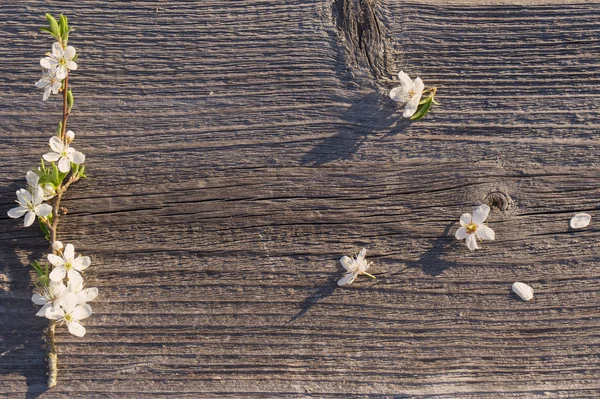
[332,0,394,85]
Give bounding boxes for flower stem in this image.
[362,272,377,280]
[47,320,58,388]
[60,75,70,142]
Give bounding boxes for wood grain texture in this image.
[1,0,600,397]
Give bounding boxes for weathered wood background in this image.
[1,0,600,397]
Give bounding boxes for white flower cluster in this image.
[37,42,77,101]
[32,242,97,337]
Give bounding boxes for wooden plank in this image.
[1,0,600,397]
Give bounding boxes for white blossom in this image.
[35,69,62,101]
[26,170,55,200]
[570,213,591,229]
[67,276,98,305]
[32,281,67,318]
[512,282,534,301]
[45,292,92,337]
[40,42,77,80]
[42,134,85,173]
[338,248,375,286]
[389,71,425,118]
[48,243,91,283]
[7,186,52,227]
[455,204,495,250]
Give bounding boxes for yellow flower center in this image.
[465,223,478,234]
[64,314,73,323]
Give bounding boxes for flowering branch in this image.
[8,14,97,388]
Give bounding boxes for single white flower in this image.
[7,186,52,227]
[35,69,62,101]
[40,42,77,80]
[67,277,98,305]
[570,213,591,229]
[45,292,92,337]
[455,204,495,250]
[42,134,85,173]
[338,248,375,286]
[389,71,425,118]
[48,243,91,283]
[26,170,55,200]
[31,281,68,318]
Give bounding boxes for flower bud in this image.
[52,240,63,253]
[65,130,75,144]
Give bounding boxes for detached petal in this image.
[455,226,467,240]
[476,225,495,241]
[337,272,357,286]
[472,204,490,225]
[466,234,478,251]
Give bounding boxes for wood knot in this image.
[485,191,513,212]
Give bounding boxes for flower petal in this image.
[403,94,421,118]
[32,186,44,205]
[43,152,60,162]
[16,188,32,204]
[455,226,467,240]
[7,206,27,218]
[72,256,91,271]
[51,42,63,58]
[32,293,47,305]
[48,254,65,267]
[23,211,36,227]
[58,157,71,173]
[40,57,56,69]
[337,272,357,286]
[68,149,85,165]
[398,71,413,90]
[26,171,39,187]
[413,77,425,94]
[67,320,86,337]
[64,244,75,261]
[459,213,472,227]
[66,60,78,71]
[51,81,61,94]
[466,234,479,251]
[49,266,66,282]
[339,256,357,272]
[36,78,49,88]
[62,292,79,312]
[79,287,98,303]
[45,306,64,320]
[49,136,63,152]
[472,204,490,225]
[389,86,408,102]
[476,225,495,241]
[35,204,53,217]
[63,46,76,60]
[36,303,51,317]
[72,304,92,320]
[570,213,591,229]
[43,87,51,101]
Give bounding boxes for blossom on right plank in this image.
[389,71,439,120]
[455,204,495,250]
[338,248,376,286]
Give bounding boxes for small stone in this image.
[512,282,534,301]
[570,213,591,229]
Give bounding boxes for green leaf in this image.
[40,27,55,36]
[61,28,70,45]
[72,53,78,62]
[418,97,429,105]
[45,13,59,36]
[71,162,79,176]
[30,260,44,277]
[432,98,441,106]
[56,121,63,136]
[410,97,433,121]
[51,162,61,186]
[59,14,68,34]
[67,90,74,111]
[38,219,51,241]
[79,165,86,178]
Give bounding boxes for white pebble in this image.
[512,282,534,301]
[570,213,591,229]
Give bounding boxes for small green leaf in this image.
[40,27,55,36]
[61,28,70,45]
[51,162,61,186]
[59,14,68,34]
[71,162,79,176]
[30,260,44,277]
[432,98,441,106]
[45,14,59,36]
[410,97,433,121]
[67,90,74,111]
[56,121,63,136]
[38,219,51,241]
[72,53,78,62]
[418,97,429,105]
[79,165,86,178]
